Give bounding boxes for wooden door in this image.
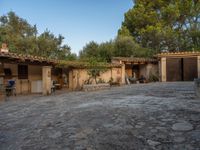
[183,58,197,81]
[166,58,182,81]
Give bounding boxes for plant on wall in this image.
[149,71,159,82]
[87,58,107,84]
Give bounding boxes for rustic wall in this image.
[68,67,123,90]
[139,64,158,80]
[112,68,122,83]
[28,65,42,81]
[42,66,51,95]
[121,64,126,84]
[4,63,21,94]
[3,63,44,94]
[198,56,200,78]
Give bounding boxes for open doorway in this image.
[52,67,70,90]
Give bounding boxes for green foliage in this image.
[97,78,105,84]
[118,25,131,37]
[114,36,152,57]
[98,41,115,62]
[87,58,107,84]
[79,36,152,62]
[120,0,200,52]
[108,77,114,84]
[148,72,159,82]
[114,36,137,57]
[79,41,99,59]
[79,41,114,62]
[0,11,76,60]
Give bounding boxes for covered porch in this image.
[112,57,158,83]
[0,52,56,96]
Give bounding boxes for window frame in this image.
[18,65,28,79]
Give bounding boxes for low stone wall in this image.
[83,83,111,92]
[194,78,200,98]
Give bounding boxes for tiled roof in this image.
[112,57,157,63]
[58,60,122,69]
[0,52,122,68]
[157,51,200,57]
[0,52,57,64]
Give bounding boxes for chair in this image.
[5,80,16,96]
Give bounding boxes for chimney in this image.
[1,43,9,53]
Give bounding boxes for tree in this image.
[114,35,151,57]
[120,0,200,52]
[79,40,115,62]
[0,11,38,53]
[98,40,114,62]
[79,41,99,60]
[79,36,151,62]
[0,11,75,60]
[114,36,138,57]
[86,58,107,84]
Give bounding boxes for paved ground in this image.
[0,82,200,150]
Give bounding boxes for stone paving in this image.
[0,82,200,150]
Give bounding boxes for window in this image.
[18,65,28,79]
[4,68,12,76]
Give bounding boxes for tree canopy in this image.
[80,0,200,61]
[119,0,200,52]
[0,11,77,60]
[2,0,199,63]
[79,36,151,63]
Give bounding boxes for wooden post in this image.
[158,61,161,82]
[161,57,167,82]
[197,56,200,78]
[42,66,51,95]
[121,64,126,84]
[68,70,73,90]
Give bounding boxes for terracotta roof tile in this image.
[0,52,56,64]
[112,57,157,63]
[157,51,200,57]
[58,60,122,69]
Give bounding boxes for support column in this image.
[158,61,161,82]
[0,62,4,101]
[110,68,112,80]
[121,64,126,84]
[197,56,200,78]
[68,70,73,90]
[161,57,167,82]
[42,66,51,95]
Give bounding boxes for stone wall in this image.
[140,64,158,80]
[68,66,124,91]
[3,63,43,94]
[125,63,158,80]
[83,83,110,92]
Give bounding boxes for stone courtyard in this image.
[0,82,200,150]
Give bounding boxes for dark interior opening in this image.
[4,68,12,76]
[181,58,184,81]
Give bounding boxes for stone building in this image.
[157,52,200,82]
[112,57,158,82]
[0,52,55,95]
[57,61,125,90]
[1,50,200,98]
[0,52,125,96]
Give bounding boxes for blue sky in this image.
[0,0,133,54]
